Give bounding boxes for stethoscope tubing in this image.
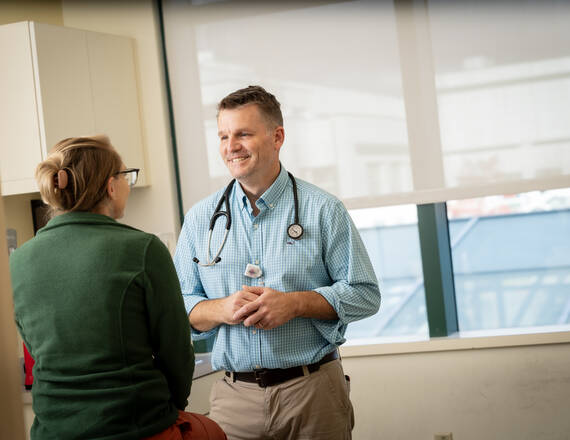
[201,228,230,267]
[289,172,300,226]
[194,172,301,266]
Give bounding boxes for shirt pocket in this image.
[267,239,330,290]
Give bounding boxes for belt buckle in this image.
[253,368,268,388]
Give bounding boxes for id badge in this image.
[244,263,262,278]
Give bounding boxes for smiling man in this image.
[174,85,381,440]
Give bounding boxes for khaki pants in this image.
[209,359,354,440]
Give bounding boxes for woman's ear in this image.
[106,176,118,201]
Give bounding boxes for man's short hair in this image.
[217,85,283,128]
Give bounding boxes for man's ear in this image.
[274,126,285,152]
[106,176,118,201]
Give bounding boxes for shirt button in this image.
[255,365,261,369]
[255,259,259,265]
[253,224,258,229]
[252,330,256,335]
[269,204,274,208]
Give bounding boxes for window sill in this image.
[340,325,570,358]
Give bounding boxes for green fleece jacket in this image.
[10,212,194,440]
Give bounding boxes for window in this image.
[162,0,410,211]
[346,205,428,343]
[448,188,570,333]
[161,0,570,345]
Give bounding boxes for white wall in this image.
[342,340,570,440]
[62,0,181,245]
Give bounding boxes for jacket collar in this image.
[37,212,133,234]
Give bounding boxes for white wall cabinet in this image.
[0,21,147,196]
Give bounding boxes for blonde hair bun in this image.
[35,135,122,215]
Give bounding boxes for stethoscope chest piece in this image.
[287,223,303,240]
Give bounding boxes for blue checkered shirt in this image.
[174,165,380,372]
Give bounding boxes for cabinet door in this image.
[31,22,95,155]
[0,22,42,195]
[87,32,147,185]
[0,22,148,195]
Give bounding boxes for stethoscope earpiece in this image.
[193,256,221,266]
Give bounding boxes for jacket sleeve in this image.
[313,198,381,345]
[144,235,194,410]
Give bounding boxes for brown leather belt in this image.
[225,350,339,388]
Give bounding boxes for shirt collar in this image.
[232,178,249,212]
[232,163,289,213]
[258,164,289,211]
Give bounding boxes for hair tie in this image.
[56,169,68,189]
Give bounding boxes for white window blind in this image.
[162,0,570,213]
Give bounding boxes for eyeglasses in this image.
[115,168,140,187]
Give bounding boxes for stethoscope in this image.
[192,172,303,267]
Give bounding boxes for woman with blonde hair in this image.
[10,136,225,440]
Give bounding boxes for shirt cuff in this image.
[183,295,217,340]
[313,286,347,345]
[314,286,346,323]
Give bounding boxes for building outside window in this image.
[448,189,570,335]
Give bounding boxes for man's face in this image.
[218,104,282,183]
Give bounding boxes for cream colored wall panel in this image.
[31,22,95,152]
[0,22,42,195]
[86,32,146,185]
[0,190,26,439]
[343,343,570,440]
